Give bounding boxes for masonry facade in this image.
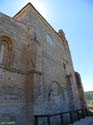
[0,3,86,125]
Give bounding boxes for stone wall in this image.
[0,12,34,125]
[75,72,87,108]
[0,3,85,125]
[14,3,81,114]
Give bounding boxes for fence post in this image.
[89,110,93,116]
[35,116,38,125]
[60,113,64,125]
[91,110,93,116]
[70,112,73,124]
[82,109,85,118]
[47,116,50,125]
[85,109,88,116]
[76,110,80,121]
[87,109,91,116]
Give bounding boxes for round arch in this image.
[0,33,14,66]
[48,81,65,100]
[0,32,15,44]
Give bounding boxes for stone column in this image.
[66,74,75,110]
[75,72,87,108]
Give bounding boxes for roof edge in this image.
[13,2,31,18]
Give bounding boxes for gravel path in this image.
[69,117,93,125]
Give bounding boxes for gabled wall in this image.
[14,3,81,114]
[0,3,85,125]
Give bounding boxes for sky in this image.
[0,0,93,91]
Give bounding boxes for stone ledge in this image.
[0,64,42,75]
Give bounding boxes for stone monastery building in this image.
[0,3,86,125]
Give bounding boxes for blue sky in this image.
[0,0,93,91]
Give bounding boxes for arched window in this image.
[46,33,54,45]
[0,36,13,67]
[0,44,4,64]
